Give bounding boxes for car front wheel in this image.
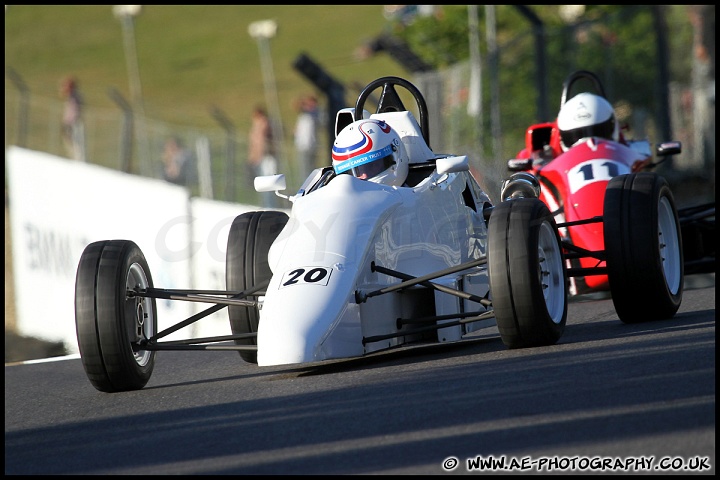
[488,198,568,349]
[226,211,289,363]
[604,172,683,322]
[75,240,157,392]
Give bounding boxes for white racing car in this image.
[75,76,684,392]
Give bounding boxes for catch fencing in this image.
[5,52,713,207]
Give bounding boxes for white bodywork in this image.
[255,111,493,367]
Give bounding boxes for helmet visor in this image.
[353,151,396,179]
[560,116,615,150]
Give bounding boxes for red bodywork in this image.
[514,122,650,291]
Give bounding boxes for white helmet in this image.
[332,119,409,187]
[557,92,619,151]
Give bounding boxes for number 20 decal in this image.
[280,267,333,288]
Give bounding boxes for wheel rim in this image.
[658,196,682,294]
[538,221,565,324]
[126,262,154,366]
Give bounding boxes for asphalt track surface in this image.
[5,277,715,475]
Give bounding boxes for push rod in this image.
[357,258,489,306]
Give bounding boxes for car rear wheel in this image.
[604,172,683,322]
[488,198,568,348]
[226,211,289,363]
[75,240,157,392]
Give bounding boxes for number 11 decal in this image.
[568,159,629,194]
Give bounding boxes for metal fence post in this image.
[210,106,237,202]
[108,87,134,173]
[5,67,29,148]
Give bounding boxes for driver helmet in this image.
[557,92,619,152]
[332,119,409,186]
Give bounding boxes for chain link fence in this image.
[4,81,269,205]
[5,27,714,207]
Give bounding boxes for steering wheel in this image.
[354,76,431,149]
[560,70,608,107]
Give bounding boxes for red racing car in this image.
[502,70,714,295]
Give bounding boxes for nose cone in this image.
[255,275,346,367]
[256,176,400,367]
[256,319,317,366]
[255,263,364,367]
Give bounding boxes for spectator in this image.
[60,76,85,161]
[293,94,319,182]
[248,105,278,207]
[162,136,194,186]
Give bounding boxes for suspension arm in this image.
[141,280,269,342]
[363,310,496,345]
[356,258,489,306]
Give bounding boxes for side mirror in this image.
[436,155,469,175]
[657,141,681,156]
[254,174,286,193]
[507,158,533,171]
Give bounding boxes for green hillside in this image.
[5,5,406,134]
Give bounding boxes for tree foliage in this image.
[387,5,696,155]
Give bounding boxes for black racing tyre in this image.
[488,198,568,349]
[75,240,157,393]
[604,173,683,322]
[226,210,289,363]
